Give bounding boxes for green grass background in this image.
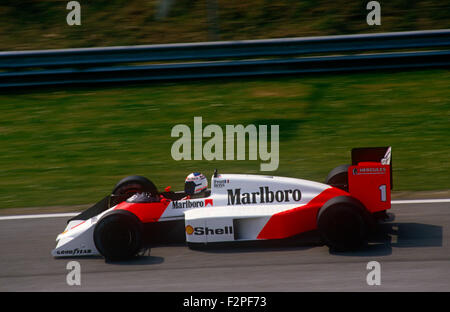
[0,69,449,209]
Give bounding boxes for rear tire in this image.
[94,211,143,261]
[317,196,368,251]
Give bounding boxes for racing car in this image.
[52,146,393,260]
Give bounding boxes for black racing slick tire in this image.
[94,211,143,261]
[317,196,368,252]
[112,175,158,196]
[325,164,350,192]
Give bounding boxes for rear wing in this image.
[351,146,392,189]
[348,146,392,213]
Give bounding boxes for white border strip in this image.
[0,212,79,221]
[391,198,450,204]
[0,198,449,221]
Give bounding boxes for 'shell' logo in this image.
[186,225,233,235]
[185,225,194,235]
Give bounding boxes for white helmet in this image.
[184,172,208,194]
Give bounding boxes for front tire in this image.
[112,175,158,196]
[110,175,158,206]
[94,211,143,261]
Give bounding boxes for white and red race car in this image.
[52,147,393,260]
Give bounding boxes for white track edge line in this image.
[391,198,450,204]
[0,212,79,221]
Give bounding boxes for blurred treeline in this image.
[0,0,449,50]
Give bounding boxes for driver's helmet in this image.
[184,172,208,195]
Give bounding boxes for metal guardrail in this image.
[1,29,449,88]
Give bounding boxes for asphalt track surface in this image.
[0,201,449,292]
